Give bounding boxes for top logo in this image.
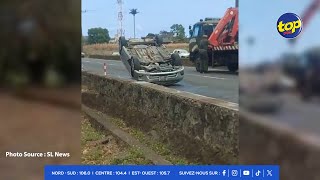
[277,13,303,39]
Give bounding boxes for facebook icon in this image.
[222,170,226,176]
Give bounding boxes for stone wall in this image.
[82,72,239,164]
[240,111,320,180]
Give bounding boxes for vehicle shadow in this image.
[202,70,238,75]
[164,83,183,88]
[187,66,238,75]
[205,69,239,75]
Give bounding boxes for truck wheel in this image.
[119,36,128,53]
[199,49,209,73]
[171,53,182,66]
[195,57,200,72]
[130,56,141,77]
[227,63,238,72]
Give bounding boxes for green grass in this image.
[110,148,153,165]
[81,115,152,165]
[108,116,191,164]
[81,118,105,146]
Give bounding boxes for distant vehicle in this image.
[118,36,184,85]
[172,49,190,58]
[112,52,120,56]
[81,52,85,57]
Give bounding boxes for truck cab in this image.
[188,18,220,62]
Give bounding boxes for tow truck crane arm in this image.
[290,0,320,45]
[208,7,238,47]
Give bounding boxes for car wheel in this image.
[119,36,128,53]
[155,35,163,46]
[130,56,141,78]
[171,53,182,66]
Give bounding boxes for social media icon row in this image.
[228,169,272,177]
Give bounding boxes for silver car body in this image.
[120,38,184,85]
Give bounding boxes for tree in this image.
[129,8,139,38]
[82,36,88,46]
[159,30,174,39]
[170,24,186,42]
[146,33,156,38]
[87,28,110,44]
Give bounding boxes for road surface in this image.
[265,94,320,135]
[240,71,320,135]
[82,58,239,103]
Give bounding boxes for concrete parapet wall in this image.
[240,111,320,179]
[82,72,239,164]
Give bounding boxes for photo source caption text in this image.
[5,151,70,158]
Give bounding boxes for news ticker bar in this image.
[45,165,279,180]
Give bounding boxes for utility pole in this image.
[129,9,139,38]
[235,0,239,7]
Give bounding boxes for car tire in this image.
[155,35,163,46]
[171,53,182,66]
[119,36,128,53]
[130,56,141,77]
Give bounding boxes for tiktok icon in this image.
[255,170,261,177]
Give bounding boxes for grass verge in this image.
[97,112,193,164]
[81,115,153,165]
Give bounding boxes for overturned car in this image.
[118,36,184,85]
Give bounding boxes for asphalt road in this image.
[240,71,320,135]
[82,58,239,103]
[241,91,320,135]
[266,94,320,135]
